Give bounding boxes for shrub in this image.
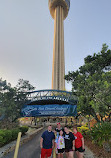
[0,130,6,138]
[77,126,89,136]
[84,122,88,127]
[11,128,20,140]
[0,130,12,144]
[89,122,111,146]
[0,136,4,147]
[19,126,29,135]
[3,130,12,143]
[0,126,29,147]
[0,130,6,146]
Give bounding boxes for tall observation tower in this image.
[49,0,70,90]
[21,1,77,118]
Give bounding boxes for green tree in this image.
[14,79,35,121]
[0,78,11,121]
[16,79,35,92]
[65,44,111,122]
[0,78,35,126]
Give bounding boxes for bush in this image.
[89,122,111,146]
[11,128,20,140]
[84,122,88,127]
[0,130,12,145]
[4,130,12,143]
[0,126,29,147]
[77,126,89,136]
[0,130,6,138]
[0,136,4,147]
[19,126,29,135]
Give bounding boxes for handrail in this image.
[13,132,22,158]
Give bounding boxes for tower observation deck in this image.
[49,0,70,90]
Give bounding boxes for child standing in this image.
[73,126,85,158]
[55,130,65,158]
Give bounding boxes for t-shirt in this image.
[41,130,55,149]
[73,132,83,148]
[64,132,75,149]
[55,136,65,149]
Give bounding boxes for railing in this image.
[26,89,77,105]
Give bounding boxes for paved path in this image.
[3,128,45,158]
[3,128,77,158]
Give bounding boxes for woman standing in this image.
[73,126,85,158]
[55,130,65,158]
[64,126,75,158]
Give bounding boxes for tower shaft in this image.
[52,6,65,90]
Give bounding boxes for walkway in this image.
[2,128,96,158]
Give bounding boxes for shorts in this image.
[41,148,52,158]
[58,148,65,153]
[75,146,85,152]
[65,148,73,152]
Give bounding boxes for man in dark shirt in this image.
[64,126,75,158]
[40,125,55,158]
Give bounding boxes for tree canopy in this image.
[65,44,111,122]
[0,78,35,124]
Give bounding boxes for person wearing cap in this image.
[55,122,64,138]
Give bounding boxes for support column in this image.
[52,6,65,90]
[61,7,65,90]
[52,7,58,89]
[60,7,65,90]
[59,6,62,89]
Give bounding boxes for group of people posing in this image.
[40,123,85,158]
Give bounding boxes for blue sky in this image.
[0,0,111,91]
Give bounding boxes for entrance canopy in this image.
[21,89,77,117]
